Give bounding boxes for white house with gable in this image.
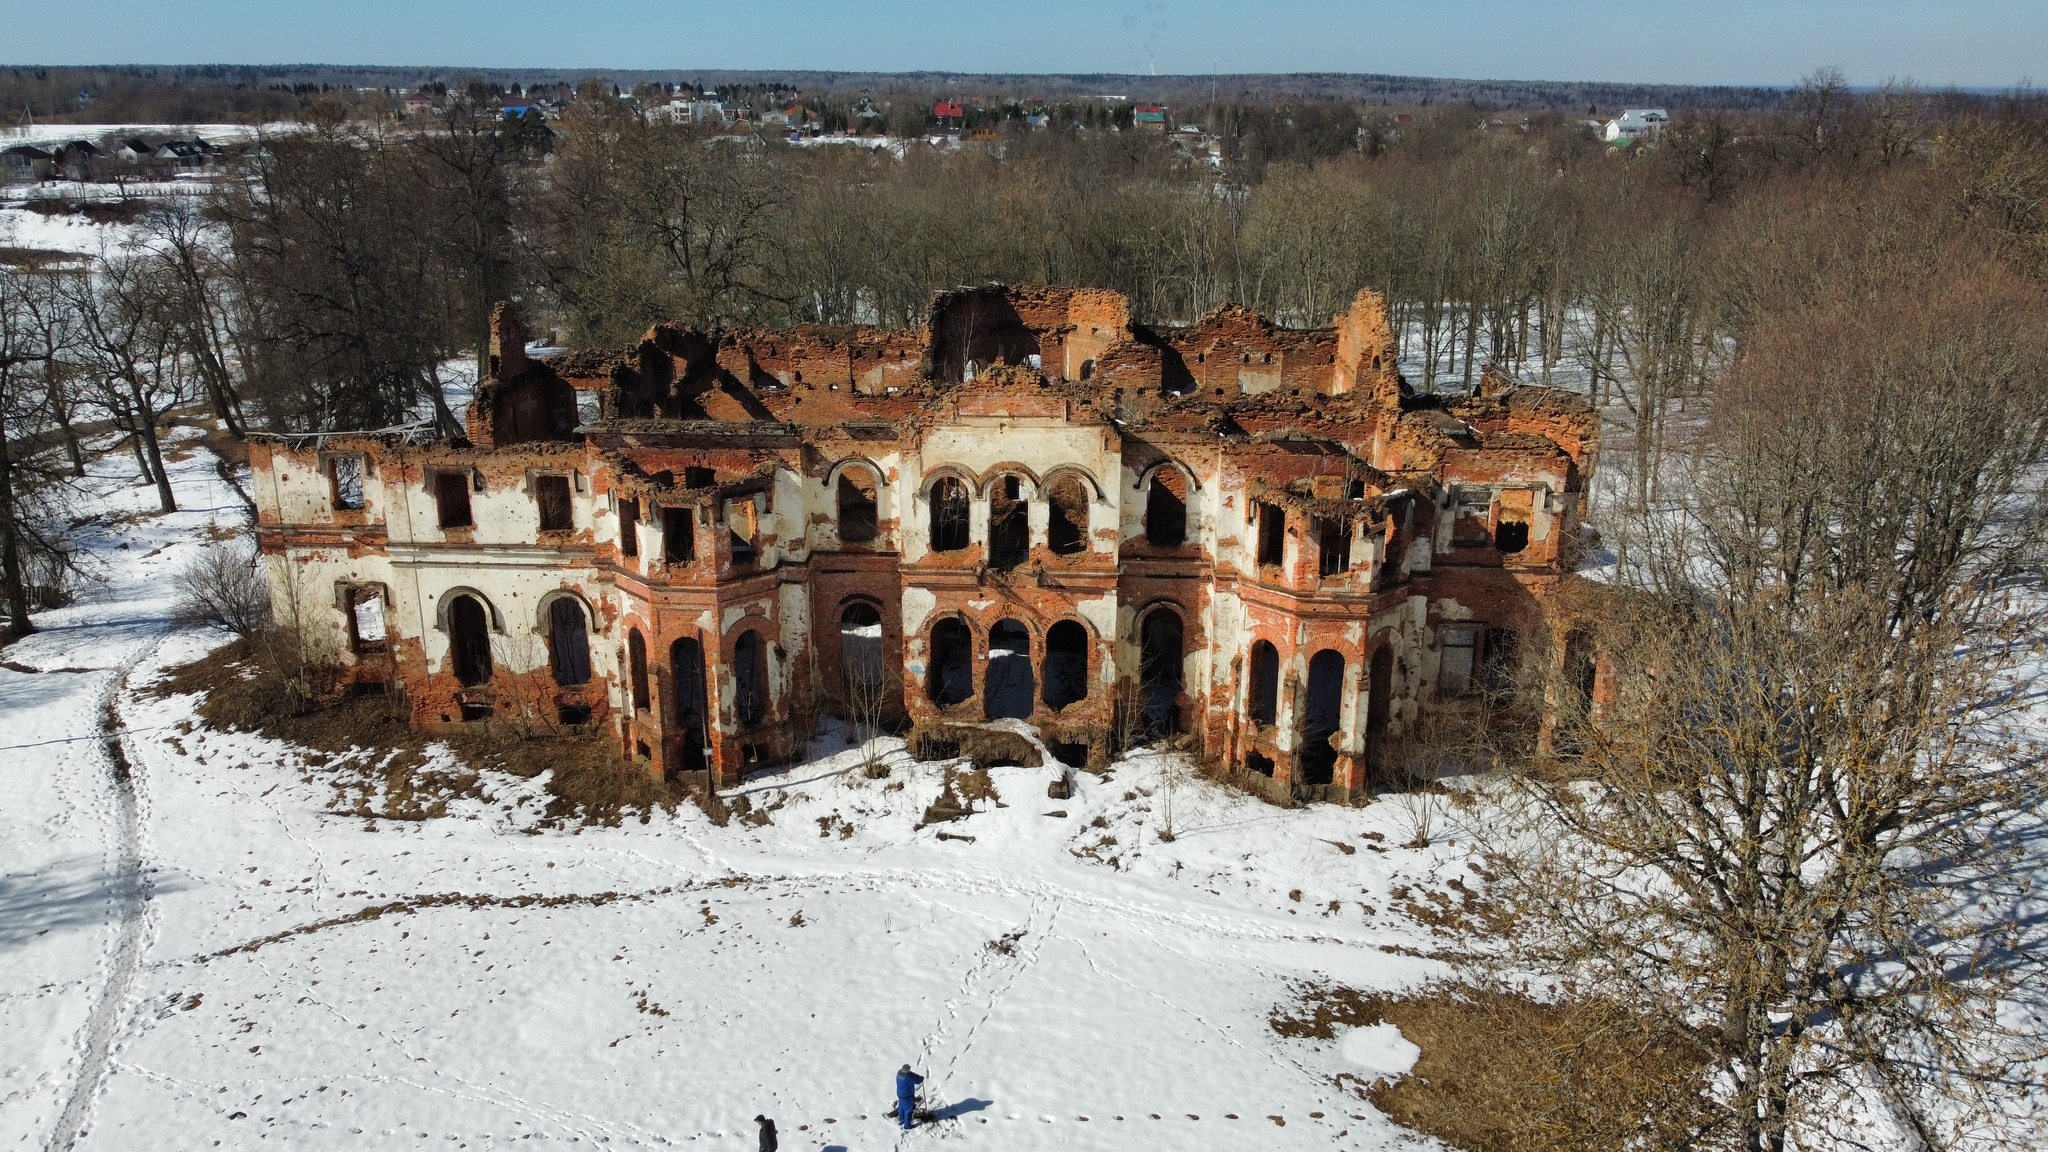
[1603,108,1670,142]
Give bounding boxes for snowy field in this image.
[1,433,1477,1150]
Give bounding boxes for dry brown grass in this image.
[156,642,676,827]
[1272,981,1714,1152]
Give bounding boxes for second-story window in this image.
[664,506,695,565]
[618,497,640,557]
[1255,502,1285,567]
[535,475,572,531]
[435,470,473,529]
[1317,516,1352,577]
[728,497,758,566]
[929,477,969,553]
[329,455,365,511]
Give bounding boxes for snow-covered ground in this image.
[2,433,1477,1150]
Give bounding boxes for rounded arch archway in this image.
[536,590,595,687]
[926,615,975,706]
[924,471,972,554]
[1137,604,1186,736]
[828,458,884,544]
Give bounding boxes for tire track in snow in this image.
[46,636,163,1152]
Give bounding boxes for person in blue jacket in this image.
[895,1064,925,1129]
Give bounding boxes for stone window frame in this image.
[825,457,886,547]
[322,451,369,513]
[334,580,392,654]
[524,467,581,534]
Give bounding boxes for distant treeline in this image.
[6,62,2013,126]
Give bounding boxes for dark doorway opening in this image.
[1248,639,1279,727]
[1300,649,1345,786]
[984,619,1035,720]
[448,595,492,686]
[734,630,768,729]
[1042,620,1088,711]
[1139,609,1184,736]
[928,618,974,706]
[548,597,591,686]
[670,636,709,776]
[1366,645,1394,778]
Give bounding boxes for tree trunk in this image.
[130,377,177,513]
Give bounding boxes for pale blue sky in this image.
[4,0,2040,89]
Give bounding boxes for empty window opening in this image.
[989,476,1029,569]
[435,471,473,529]
[684,466,715,488]
[1048,741,1090,768]
[619,497,640,557]
[535,474,573,531]
[984,619,1035,720]
[1366,645,1394,778]
[928,477,969,553]
[627,629,650,711]
[1439,626,1482,696]
[1248,640,1280,727]
[557,704,592,726]
[460,701,494,722]
[329,455,365,511]
[1145,471,1187,547]
[547,597,591,686]
[671,636,710,775]
[1564,631,1596,713]
[1078,358,1095,380]
[1046,475,1089,556]
[837,471,879,543]
[663,506,695,565]
[448,595,493,686]
[839,602,884,701]
[1301,649,1345,786]
[728,497,759,567]
[734,629,768,728]
[1246,751,1275,777]
[1317,517,1352,577]
[928,618,974,706]
[1042,620,1089,711]
[1452,488,1493,547]
[347,587,387,654]
[1139,609,1185,737]
[1494,519,1530,554]
[1256,502,1285,567]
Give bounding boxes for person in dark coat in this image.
[895,1064,925,1130]
[755,1114,777,1152]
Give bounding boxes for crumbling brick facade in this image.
[252,285,1597,800]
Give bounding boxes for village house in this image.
[1602,107,1669,142]
[250,286,1598,802]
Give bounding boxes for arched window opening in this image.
[1042,620,1089,711]
[1145,470,1187,547]
[928,619,974,706]
[1301,650,1345,786]
[839,602,884,695]
[837,471,879,543]
[929,476,969,553]
[1078,358,1096,380]
[734,630,769,728]
[1248,639,1280,727]
[1046,475,1089,556]
[627,629,650,712]
[670,636,709,775]
[449,595,493,686]
[1366,645,1394,778]
[1139,609,1184,736]
[984,619,1035,720]
[989,475,1029,569]
[547,598,591,686]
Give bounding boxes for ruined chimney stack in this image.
[490,301,528,380]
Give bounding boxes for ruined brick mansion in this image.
[251,285,1598,801]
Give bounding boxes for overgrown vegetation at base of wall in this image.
[1271,981,1714,1152]
[152,638,676,827]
